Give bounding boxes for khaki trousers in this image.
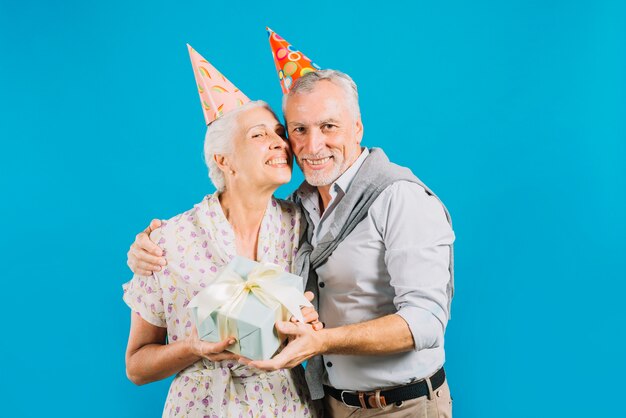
[323,379,452,418]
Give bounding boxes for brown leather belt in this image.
[324,367,446,409]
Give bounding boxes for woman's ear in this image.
[214,154,235,175]
[214,154,229,171]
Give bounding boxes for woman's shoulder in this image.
[149,195,212,250]
[273,197,301,219]
[272,197,302,231]
[272,196,302,244]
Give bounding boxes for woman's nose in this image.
[269,132,287,149]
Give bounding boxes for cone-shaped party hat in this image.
[266,27,321,94]
[187,44,250,125]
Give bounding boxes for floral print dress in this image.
[123,193,317,417]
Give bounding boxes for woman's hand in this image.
[125,317,240,386]
[186,326,241,362]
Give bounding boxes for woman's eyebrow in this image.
[245,124,266,133]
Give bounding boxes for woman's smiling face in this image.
[228,105,293,191]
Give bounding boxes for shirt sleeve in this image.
[373,181,455,351]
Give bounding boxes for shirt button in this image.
[319,282,325,288]
[260,373,267,379]
[326,361,333,367]
[436,390,442,397]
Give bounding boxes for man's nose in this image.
[302,130,324,155]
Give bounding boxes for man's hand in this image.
[186,326,240,362]
[240,320,327,370]
[127,219,167,275]
[294,291,323,331]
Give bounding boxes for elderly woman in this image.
[123,53,319,415]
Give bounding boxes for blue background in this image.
[1,0,624,416]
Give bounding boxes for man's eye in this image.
[323,124,336,130]
[292,127,305,134]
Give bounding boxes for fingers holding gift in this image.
[198,336,237,357]
[243,321,322,370]
[188,326,238,361]
[203,350,241,362]
[292,306,323,331]
[295,313,323,330]
[291,291,322,330]
[311,320,324,331]
[297,305,319,324]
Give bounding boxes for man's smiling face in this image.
[285,80,363,187]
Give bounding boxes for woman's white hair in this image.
[204,100,275,192]
[282,69,361,119]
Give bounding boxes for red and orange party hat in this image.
[187,44,250,125]
[266,27,321,94]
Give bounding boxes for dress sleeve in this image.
[121,229,167,327]
[122,272,167,327]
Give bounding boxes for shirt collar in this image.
[333,147,369,196]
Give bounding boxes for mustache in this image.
[297,152,336,160]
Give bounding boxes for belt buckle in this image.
[366,390,386,408]
[351,390,387,409]
[340,390,358,408]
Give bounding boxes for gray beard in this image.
[297,158,346,187]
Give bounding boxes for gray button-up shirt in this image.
[297,148,455,391]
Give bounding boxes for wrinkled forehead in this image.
[238,106,280,130]
[284,90,351,125]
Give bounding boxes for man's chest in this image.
[314,217,390,295]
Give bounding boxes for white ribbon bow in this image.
[189,263,312,346]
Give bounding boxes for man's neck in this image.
[315,147,364,213]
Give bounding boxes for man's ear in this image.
[355,118,364,144]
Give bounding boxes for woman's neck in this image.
[218,186,273,260]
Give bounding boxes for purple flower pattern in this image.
[123,194,318,417]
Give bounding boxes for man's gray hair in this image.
[283,69,361,119]
[204,100,274,192]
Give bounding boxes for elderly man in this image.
[128,70,454,417]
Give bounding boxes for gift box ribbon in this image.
[189,263,313,345]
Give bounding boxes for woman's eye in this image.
[252,132,265,139]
